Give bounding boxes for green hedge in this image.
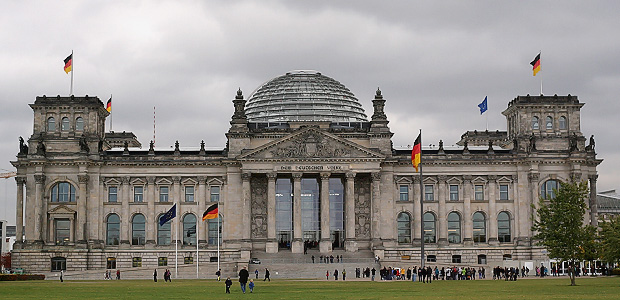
[0,274,46,281]
[611,269,620,276]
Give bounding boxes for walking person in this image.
[264,268,271,281]
[239,266,250,294]
[60,270,64,282]
[255,269,259,279]
[153,269,158,282]
[225,277,232,294]
[342,269,346,281]
[371,267,376,281]
[334,269,339,280]
[249,279,255,293]
[216,269,221,281]
[116,269,121,280]
[326,270,329,280]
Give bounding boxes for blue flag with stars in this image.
[478,96,488,115]
[160,204,176,226]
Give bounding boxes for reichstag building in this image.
[11,70,601,272]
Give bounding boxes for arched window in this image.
[47,117,56,132]
[448,212,461,243]
[132,214,146,245]
[546,116,553,130]
[61,117,70,131]
[531,116,539,130]
[473,212,486,243]
[559,116,567,130]
[208,216,222,246]
[498,211,511,243]
[397,212,411,244]
[541,180,560,200]
[423,212,436,243]
[51,182,76,202]
[183,214,197,246]
[106,214,120,245]
[158,214,172,245]
[75,117,84,131]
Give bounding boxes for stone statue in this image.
[149,140,155,152]
[463,140,468,150]
[98,139,104,152]
[512,138,519,152]
[19,136,28,155]
[36,141,46,155]
[588,135,595,151]
[529,134,537,152]
[438,140,444,152]
[174,140,180,152]
[79,134,90,152]
[569,133,578,152]
[123,141,129,151]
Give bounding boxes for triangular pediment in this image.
[48,204,76,215]
[238,127,385,161]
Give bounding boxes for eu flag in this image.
[160,204,176,226]
[478,96,488,115]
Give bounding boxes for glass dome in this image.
[245,70,368,122]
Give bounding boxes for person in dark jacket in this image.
[225,277,232,294]
[264,268,271,281]
[239,266,250,293]
[153,269,157,282]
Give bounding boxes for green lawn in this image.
[1,277,619,299]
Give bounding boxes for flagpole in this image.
[110,94,113,132]
[196,218,199,279]
[539,50,543,95]
[217,211,221,273]
[70,50,74,96]
[419,129,425,269]
[175,206,178,279]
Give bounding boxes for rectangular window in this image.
[426,255,437,262]
[474,185,484,201]
[108,186,118,203]
[499,184,509,200]
[133,186,144,203]
[106,257,116,269]
[399,185,409,201]
[185,186,195,202]
[449,185,459,201]
[132,257,142,267]
[452,255,462,264]
[54,219,70,245]
[184,257,194,264]
[158,257,168,266]
[478,255,487,265]
[424,185,434,201]
[210,186,220,202]
[159,186,169,202]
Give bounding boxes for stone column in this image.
[527,172,540,244]
[172,176,181,246]
[77,174,89,243]
[370,172,381,248]
[589,174,598,227]
[266,173,278,253]
[241,173,251,244]
[463,175,473,245]
[412,176,421,245]
[319,172,332,253]
[15,177,25,243]
[197,176,207,246]
[487,175,498,245]
[120,176,130,245]
[34,174,45,243]
[511,175,520,240]
[291,173,303,253]
[437,178,448,246]
[345,172,357,252]
[146,176,156,244]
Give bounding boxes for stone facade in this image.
[11,89,601,273]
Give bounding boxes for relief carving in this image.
[355,175,371,239]
[269,132,352,158]
[251,175,268,239]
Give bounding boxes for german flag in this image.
[63,53,73,74]
[530,52,541,76]
[106,98,112,113]
[411,133,421,172]
[202,203,218,221]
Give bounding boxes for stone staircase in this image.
[246,249,379,279]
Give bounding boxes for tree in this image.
[599,215,620,265]
[532,180,596,286]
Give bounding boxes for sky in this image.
[1,0,619,224]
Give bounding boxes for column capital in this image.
[487,175,498,181]
[197,176,207,183]
[292,173,303,180]
[241,172,252,181]
[589,174,598,182]
[172,176,181,184]
[34,174,46,184]
[15,176,26,185]
[528,172,540,183]
[371,172,381,181]
[345,172,355,179]
[437,175,448,183]
[267,173,277,180]
[146,176,156,184]
[78,175,90,184]
[320,172,331,180]
[121,176,130,185]
[462,174,472,183]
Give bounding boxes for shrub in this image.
[0,274,46,281]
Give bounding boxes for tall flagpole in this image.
[70,50,74,96]
[196,219,199,279]
[539,50,543,95]
[419,129,425,269]
[110,94,113,132]
[217,211,221,273]
[175,206,178,279]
